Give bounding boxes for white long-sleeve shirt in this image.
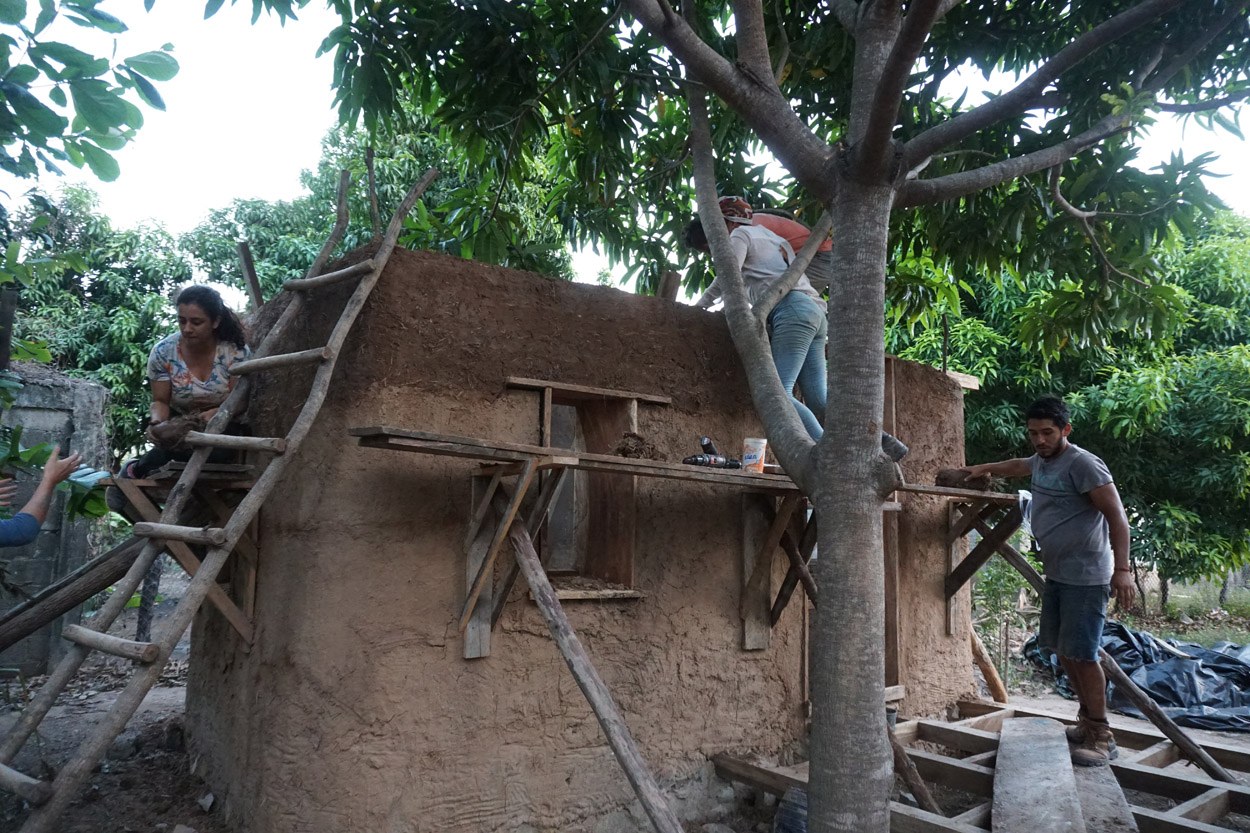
[695,224,822,308]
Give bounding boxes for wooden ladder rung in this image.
[62,624,159,663]
[185,432,286,453]
[0,761,52,806]
[283,258,375,291]
[229,346,332,376]
[133,522,226,546]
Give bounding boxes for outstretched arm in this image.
[963,457,1032,479]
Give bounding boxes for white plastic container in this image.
[742,437,768,473]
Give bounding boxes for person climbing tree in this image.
[686,196,907,460]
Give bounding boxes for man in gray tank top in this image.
[964,397,1133,767]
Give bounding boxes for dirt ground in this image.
[1,563,231,833]
[6,561,1250,833]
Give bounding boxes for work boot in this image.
[881,432,909,462]
[1071,721,1118,767]
[1064,708,1091,744]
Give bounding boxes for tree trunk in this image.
[1220,572,1230,608]
[1160,577,1169,613]
[807,178,895,833]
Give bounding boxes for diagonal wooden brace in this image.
[741,493,802,619]
[945,500,995,546]
[490,465,572,630]
[113,480,254,644]
[458,458,536,632]
[944,504,1023,599]
[770,513,819,625]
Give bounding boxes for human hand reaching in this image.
[40,446,82,487]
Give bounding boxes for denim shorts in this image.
[1038,579,1110,662]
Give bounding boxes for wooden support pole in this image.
[184,432,286,453]
[116,480,254,644]
[457,459,535,632]
[283,258,375,291]
[235,241,264,311]
[780,528,818,605]
[498,492,683,833]
[490,465,572,629]
[0,537,143,653]
[945,504,1023,598]
[970,629,1010,704]
[133,522,226,547]
[61,624,158,663]
[0,761,51,806]
[742,493,801,615]
[889,727,943,815]
[229,346,331,376]
[771,515,818,625]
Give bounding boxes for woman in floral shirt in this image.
[128,286,251,478]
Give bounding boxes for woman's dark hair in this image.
[176,285,247,348]
[1025,396,1071,429]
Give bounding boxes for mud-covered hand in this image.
[1111,570,1136,611]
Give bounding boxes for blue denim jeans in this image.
[767,291,828,440]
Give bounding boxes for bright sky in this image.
[2,3,1246,283]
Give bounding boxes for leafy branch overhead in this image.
[0,0,179,181]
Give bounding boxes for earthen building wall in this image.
[186,249,973,832]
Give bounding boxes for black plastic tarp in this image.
[1024,620,1250,732]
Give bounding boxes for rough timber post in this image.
[496,492,684,833]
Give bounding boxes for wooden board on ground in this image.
[1074,763,1140,833]
[992,717,1086,833]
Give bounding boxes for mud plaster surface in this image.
[187,248,972,833]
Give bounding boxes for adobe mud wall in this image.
[186,248,972,832]
[0,363,108,676]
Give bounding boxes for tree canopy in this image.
[266,2,1250,830]
[893,211,1250,591]
[0,0,180,185]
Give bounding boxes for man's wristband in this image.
[1114,567,1131,573]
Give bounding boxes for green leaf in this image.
[33,0,54,34]
[0,81,67,138]
[122,50,178,82]
[48,84,65,106]
[4,65,38,85]
[0,0,25,26]
[63,3,127,33]
[69,79,129,131]
[78,140,120,180]
[124,69,165,110]
[204,0,225,19]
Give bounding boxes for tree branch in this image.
[1142,0,1250,93]
[902,0,1182,169]
[732,0,776,84]
[1158,88,1250,112]
[860,0,944,177]
[831,0,859,34]
[1049,165,1095,220]
[687,85,818,489]
[772,0,791,84]
[752,211,834,323]
[623,0,839,200]
[895,111,1131,208]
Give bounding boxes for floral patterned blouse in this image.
[146,333,251,416]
